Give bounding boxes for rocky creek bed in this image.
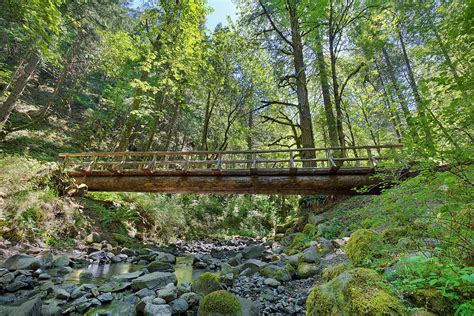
[0,234,349,315]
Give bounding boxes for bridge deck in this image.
[59,145,402,195]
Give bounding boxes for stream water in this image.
[65,256,200,285]
[61,256,202,315]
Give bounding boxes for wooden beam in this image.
[69,174,381,195]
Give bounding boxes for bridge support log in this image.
[70,174,380,195]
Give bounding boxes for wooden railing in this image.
[59,144,403,174]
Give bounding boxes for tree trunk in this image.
[381,47,418,139]
[0,52,41,128]
[200,90,212,150]
[374,58,403,143]
[398,29,433,147]
[315,34,338,148]
[287,0,315,162]
[116,70,149,151]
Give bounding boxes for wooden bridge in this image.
[59,145,403,195]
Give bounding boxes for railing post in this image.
[251,153,257,169]
[289,151,294,169]
[327,149,339,173]
[367,148,375,169]
[148,154,157,170]
[86,156,97,172]
[214,153,222,170]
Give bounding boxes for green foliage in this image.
[391,256,474,314]
[199,290,241,315]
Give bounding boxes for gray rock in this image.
[54,288,70,299]
[170,298,188,313]
[260,264,292,282]
[131,272,177,290]
[97,292,113,303]
[242,244,265,259]
[239,267,254,277]
[135,288,156,298]
[121,248,136,256]
[147,261,174,272]
[52,255,71,268]
[38,273,51,280]
[111,270,143,281]
[41,301,62,316]
[0,272,14,283]
[156,284,177,302]
[154,252,176,264]
[238,296,259,316]
[296,263,319,278]
[228,252,243,266]
[302,247,321,263]
[9,295,42,316]
[238,259,267,274]
[177,282,191,295]
[1,254,41,271]
[136,296,155,313]
[221,263,239,276]
[144,303,172,316]
[264,278,281,287]
[6,280,28,292]
[152,298,166,305]
[180,292,199,306]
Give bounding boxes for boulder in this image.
[170,298,188,313]
[180,292,199,306]
[144,303,172,316]
[97,292,113,303]
[260,264,293,282]
[1,254,41,271]
[154,252,176,264]
[301,247,321,263]
[147,261,174,272]
[321,263,352,282]
[131,272,177,290]
[306,268,406,315]
[296,263,319,278]
[111,270,143,282]
[263,278,281,287]
[242,244,265,259]
[156,284,178,302]
[221,263,239,277]
[198,290,241,316]
[237,259,266,274]
[192,272,221,297]
[41,301,62,316]
[52,255,71,268]
[345,229,382,265]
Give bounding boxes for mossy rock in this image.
[321,263,352,282]
[296,263,319,278]
[192,272,222,297]
[306,268,406,315]
[381,227,408,244]
[284,233,307,255]
[345,229,382,265]
[198,290,242,316]
[260,264,293,282]
[410,289,451,314]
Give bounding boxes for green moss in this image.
[260,264,293,282]
[303,223,316,234]
[411,289,450,314]
[284,233,306,255]
[198,290,241,316]
[321,263,352,282]
[306,268,406,315]
[192,272,222,297]
[345,229,382,265]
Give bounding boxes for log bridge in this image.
[59,145,403,195]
